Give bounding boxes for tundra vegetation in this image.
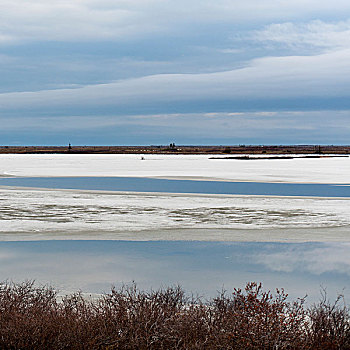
[0,281,349,349]
[1,145,350,155]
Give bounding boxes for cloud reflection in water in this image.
[0,241,348,303]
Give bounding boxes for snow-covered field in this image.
[1,153,350,183]
[0,188,349,241]
[0,154,349,241]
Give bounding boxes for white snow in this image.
[0,188,349,241]
[0,153,350,183]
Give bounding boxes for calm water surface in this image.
[0,176,350,197]
[0,240,348,303]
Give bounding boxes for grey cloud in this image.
[0,49,350,111]
[1,111,349,145]
[1,1,350,44]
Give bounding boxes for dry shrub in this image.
[206,282,307,349]
[306,289,350,350]
[0,281,349,349]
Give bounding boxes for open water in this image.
[0,176,349,197]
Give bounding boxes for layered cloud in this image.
[1,1,350,144]
[1,0,350,43]
[0,110,349,145]
[1,48,350,112]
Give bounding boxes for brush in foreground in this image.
[0,281,349,349]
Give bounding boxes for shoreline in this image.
[1,226,350,242]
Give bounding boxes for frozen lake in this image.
[0,154,349,298]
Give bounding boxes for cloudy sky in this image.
[1,0,350,145]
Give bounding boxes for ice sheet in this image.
[1,154,349,241]
[0,188,350,241]
[1,154,350,184]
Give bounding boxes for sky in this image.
[1,0,350,145]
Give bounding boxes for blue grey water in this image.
[0,176,349,197]
[0,240,348,303]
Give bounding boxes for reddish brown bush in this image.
[0,281,349,349]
